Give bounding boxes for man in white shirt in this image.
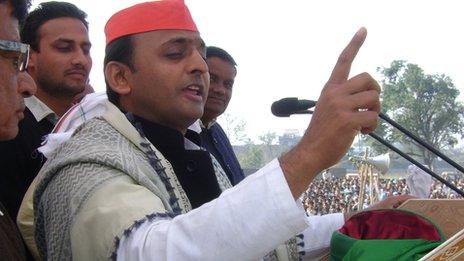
[20,1,408,260]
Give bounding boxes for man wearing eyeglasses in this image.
[0,3,32,140]
[0,0,35,259]
[0,1,92,220]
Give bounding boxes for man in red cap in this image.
[21,1,397,260]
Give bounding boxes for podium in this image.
[399,199,464,260]
[399,199,464,239]
[419,228,464,260]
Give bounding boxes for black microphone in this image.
[271,97,317,117]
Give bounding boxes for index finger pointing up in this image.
[328,27,367,84]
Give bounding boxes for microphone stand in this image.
[380,113,464,176]
[369,132,464,197]
[280,103,464,196]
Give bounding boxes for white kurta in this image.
[116,159,344,260]
[19,98,345,260]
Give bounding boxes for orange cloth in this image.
[105,0,198,45]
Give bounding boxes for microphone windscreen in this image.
[271,98,316,117]
[271,97,299,117]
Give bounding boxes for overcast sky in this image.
[32,0,464,143]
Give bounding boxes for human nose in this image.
[17,72,37,98]
[187,50,208,76]
[211,83,226,95]
[72,49,92,69]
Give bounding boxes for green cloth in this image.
[331,232,443,260]
[330,209,445,261]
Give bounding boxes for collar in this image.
[25,96,59,124]
[127,114,223,210]
[200,118,217,129]
[134,115,198,155]
[188,120,202,133]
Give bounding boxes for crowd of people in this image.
[303,175,464,216]
[430,176,464,198]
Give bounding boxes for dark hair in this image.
[206,46,237,66]
[0,0,31,24]
[20,1,88,51]
[104,35,136,108]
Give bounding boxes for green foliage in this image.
[221,113,251,144]
[258,131,277,145]
[367,60,464,168]
[239,144,264,169]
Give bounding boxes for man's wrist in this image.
[279,145,322,199]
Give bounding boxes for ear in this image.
[104,61,133,95]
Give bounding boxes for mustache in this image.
[192,74,206,86]
[64,65,88,76]
[185,76,207,91]
[207,95,225,100]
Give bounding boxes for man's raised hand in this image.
[280,28,381,198]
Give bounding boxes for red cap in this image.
[105,0,198,45]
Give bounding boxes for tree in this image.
[372,60,464,169]
[258,131,277,146]
[221,113,250,145]
[239,144,264,170]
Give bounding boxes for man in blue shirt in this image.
[200,46,245,185]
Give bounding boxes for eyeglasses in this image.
[0,39,30,72]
